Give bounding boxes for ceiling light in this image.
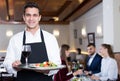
[9,9,14,16]
[78,0,84,3]
[52,17,59,21]
[6,16,9,21]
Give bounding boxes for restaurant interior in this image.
[0,0,120,81]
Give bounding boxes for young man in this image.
[85,43,102,74]
[3,2,61,81]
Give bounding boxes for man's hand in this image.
[73,69,83,76]
[90,74,100,80]
[12,60,21,71]
[84,70,89,75]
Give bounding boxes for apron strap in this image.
[23,29,44,45]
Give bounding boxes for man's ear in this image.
[39,15,41,21]
[23,15,25,21]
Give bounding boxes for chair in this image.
[69,52,77,62]
[116,74,120,81]
[0,64,15,81]
[0,72,15,81]
[114,54,120,81]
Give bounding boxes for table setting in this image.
[71,75,92,81]
[17,62,66,71]
[70,61,94,81]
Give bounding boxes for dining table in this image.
[70,76,92,81]
[70,75,101,81]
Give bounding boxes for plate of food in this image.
[17,61,66,71]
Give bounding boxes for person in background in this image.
[85,43,102,75]
[54,44,81,81]
[69,52,77,62]
[3,2,61,81]
[76,48,81,55]
[91,44,118,81]
[76,48,87,65]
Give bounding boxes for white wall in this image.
[71,3,103,52]
[41,24,69,47]
[103,0,120,52]
[0,24,25,50]
[113,0,120,52]
[0,24,69,51]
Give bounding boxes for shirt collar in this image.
[103,56,110,59]
[25,28,41,43]
[90,53,97,58]
[25,28,40,35]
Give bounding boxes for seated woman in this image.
[91,44,118,81]
[54,44,81,81]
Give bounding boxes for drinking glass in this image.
[22,45,31,66]
[77,64,84,78]
[71,61,77,72]
[79,64,84,69]
[88,71,93,76]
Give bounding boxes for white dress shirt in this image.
[3,28,61,77]
[88,53,96,66]
[98,57,118,80]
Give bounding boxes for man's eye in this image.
[25,14,30,16]
[89,48,92,50]
[33,14,39,17]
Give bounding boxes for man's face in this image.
[23,7,41,29]
[87,45,96,55]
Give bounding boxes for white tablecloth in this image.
[70,76,91,81]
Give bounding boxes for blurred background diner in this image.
[0,0,120,81]
[91,44,118,81]
[54,44,81,81]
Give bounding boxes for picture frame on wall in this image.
[87,32,95,44]
[74,29,77,39]
[79,37,82,45]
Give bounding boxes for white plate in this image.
[17,64,66,71]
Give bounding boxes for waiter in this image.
[3,2,61,81]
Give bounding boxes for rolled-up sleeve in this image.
[3,34,22,77]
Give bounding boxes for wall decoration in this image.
[74,29,77,39]
[87,32,95,44]
[79,37,82,45]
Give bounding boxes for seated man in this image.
[85,43,102,74]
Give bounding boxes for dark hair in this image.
[60,44,70,71]
[23,2,41,15]
[61,44,70,59]
[76,48,81,54]
[87,43,96,47]
[101,44,114,58]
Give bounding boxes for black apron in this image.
[16,30,53,81]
